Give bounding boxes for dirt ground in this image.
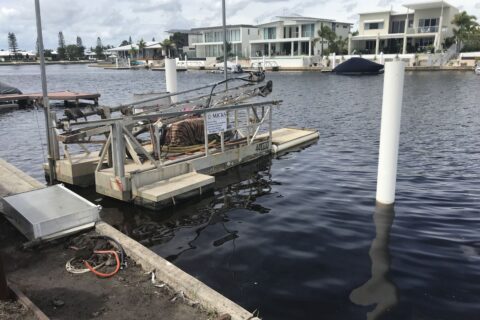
[0,300,35,320]
[0,216,214,320]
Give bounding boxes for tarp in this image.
[333,57,384,75]
[0,81,22,95]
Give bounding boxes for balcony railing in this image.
[408,26,439,34]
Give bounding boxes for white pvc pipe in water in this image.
[376,61,405,205]
[332,52,336,69]
[165,58,178,103]
[262,55,266,71]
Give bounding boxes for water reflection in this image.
[350,205,398,320]
[104,157,273,261]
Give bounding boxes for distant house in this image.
[0,50,36,62]
[188,25,259,58]
[350,1,459,54]
[250,16,352,58]
[107,42,163,60]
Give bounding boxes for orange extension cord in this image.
[84,250,120,278]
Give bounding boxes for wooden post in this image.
[0,253,9,300]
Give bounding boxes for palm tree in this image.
[314,25,336,55]
[138,38,146,59]
[161,39,174,58]
[451,11,479,50]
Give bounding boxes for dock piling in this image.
[376,61,405,205]
[165,58,178,103]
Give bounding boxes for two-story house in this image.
[249,16,352,59]
[350,1,459,55]
[188,25,259,58]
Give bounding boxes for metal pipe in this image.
[222,0,228,90]
[68,100,283,128]
[110,75,250,110]
[0,253,8,300]
[35,0,55,184]
[111,123,125,178]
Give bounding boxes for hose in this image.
[89,235,127,269]
[84,250,120,278]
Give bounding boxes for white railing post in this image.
[376,61,405,206]
[165,58,178,103]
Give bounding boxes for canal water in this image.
[1,65,479,320]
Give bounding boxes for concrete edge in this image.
[0,159,45,190]
[95,221,260,320]
[8,281,50,320]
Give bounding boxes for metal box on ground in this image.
[2,184,100,241]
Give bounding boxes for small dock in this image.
[152,67,188,72]
[0,91,100,107]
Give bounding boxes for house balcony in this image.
[407,26,440,34]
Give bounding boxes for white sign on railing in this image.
[206,110,227,134]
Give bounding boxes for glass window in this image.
[365,22,384,30]
[301,24,315,37]
[264,27,276,39]
[391,20,405,33]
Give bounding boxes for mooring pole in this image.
[165,58,178,103]
[0,253,8,300]
[35,0,55,185]
[376,61,405,206]
[222,0,228,90]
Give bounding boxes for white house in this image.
[107,41,163,60]
[350,1,459,54]
[249,16,352,67]
[189,25,259,58]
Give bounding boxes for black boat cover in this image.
[333,57,384,75]
[0,81,22,95]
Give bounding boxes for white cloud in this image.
[0,0,479,50]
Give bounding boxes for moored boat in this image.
[333,57,384,75]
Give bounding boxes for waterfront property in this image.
[188,25,259,58]
[107,41,164,60]
[350,1,459,55]
[249,16,351,68]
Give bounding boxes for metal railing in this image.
[407,26,439,34]
[82,100,281,179]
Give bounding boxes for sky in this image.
[1,0,480,51]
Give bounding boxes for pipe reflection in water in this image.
[112,156,273,261]
[350,204,398,320]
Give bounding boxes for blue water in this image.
[1,65,479,319]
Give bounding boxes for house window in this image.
[343,25,348,28]
[391,20,405,33]
[418,18,439,32]
[301,24,315,37]
[365,22,384,30]
[283,26,299,38]
[264,27,276,39]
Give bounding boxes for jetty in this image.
[47,88,319,209]
[0,91,100,107]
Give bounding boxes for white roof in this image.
[108,41,162,52]
[403,1,455,10]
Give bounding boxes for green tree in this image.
[161,38,174,58]
[76,36,85,59]
[57,31,66,60]
[128,36,132,44]
[95,37,104,59]
[8,32,19,60]
[120,40,129,46]
[138,38,146,59]
[452,11,479,50]
[65,44,79,60]
[169,32,188,56]
[314,25,336,56]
